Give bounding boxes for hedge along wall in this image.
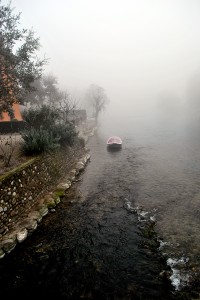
[0,121,26,134]
[0,146,84,237]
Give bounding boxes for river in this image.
[0,103,200,299]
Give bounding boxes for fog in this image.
[7,0,200,125]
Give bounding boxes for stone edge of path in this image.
[0,128,96,259]
[0,122,97,259]
[0,151,91,259]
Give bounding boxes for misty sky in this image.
[4,0,200,113]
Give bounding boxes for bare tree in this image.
[85,84,109,123]
[27,74,63,107]
[58,91,78,124]
[43,74,61,105]
[27,78,46,107]
[0,135,17,167]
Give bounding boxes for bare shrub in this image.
[0,135,18,167]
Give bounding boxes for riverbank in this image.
[0,122,97,259]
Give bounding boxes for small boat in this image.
[107,136,122,150]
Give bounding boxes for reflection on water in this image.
[106,145,122,153]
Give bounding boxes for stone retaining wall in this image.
[0,121,96,259]
[0,147,85,237]
[0,146,91,259]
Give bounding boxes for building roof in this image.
[0,103,23,122]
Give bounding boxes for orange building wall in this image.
[0,103,23,122]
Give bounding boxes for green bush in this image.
[20,105,80,155]
[75,136,85,148]
[51,123,78,146]
[21,128,60,155]
[22,105,60,131]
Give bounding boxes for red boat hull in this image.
[107,136,122,149]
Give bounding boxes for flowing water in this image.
[98,104,200,294]
[0,104,200,299]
